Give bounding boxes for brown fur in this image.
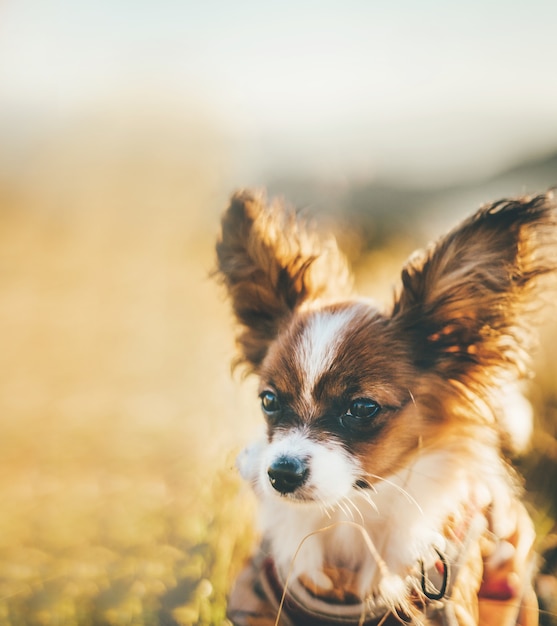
[393,195,557,379]
[215,190,352,370]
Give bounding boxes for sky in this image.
[1,0,557,184]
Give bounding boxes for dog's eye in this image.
[260,391,281,414]
[341,398,381,430]
[348,398,381,419]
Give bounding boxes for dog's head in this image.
[216,190,556,508]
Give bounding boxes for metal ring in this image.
[420,548,449,601]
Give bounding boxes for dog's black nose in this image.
[267,456,309,494]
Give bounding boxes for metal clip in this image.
[420,549,449,601]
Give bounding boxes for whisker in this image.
[343,498,357,520]
[337,499,353,519]
[323,499,336,516]
[364,471,424,518]
[357,489,380,515]
[404,462,511,485]
[344,495,365,525]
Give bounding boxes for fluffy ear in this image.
[215,190,351,372]
[391,192,557,385]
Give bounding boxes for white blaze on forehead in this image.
[297,308,358,400]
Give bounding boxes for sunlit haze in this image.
[1,0,557,184]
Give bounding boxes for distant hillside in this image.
[266,149,557,251]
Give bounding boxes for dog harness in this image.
[227,504,539,626]
[255,511,488,626]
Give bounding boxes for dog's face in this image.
[256,301,423,505]
[216,191,556,513]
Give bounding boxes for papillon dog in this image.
[215,190,556,626]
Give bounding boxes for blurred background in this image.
[1,1,556,624]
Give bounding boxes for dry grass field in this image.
[0,121,556,626]
[0,119,263,625]
[0,211,265,625]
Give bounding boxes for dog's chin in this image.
[261,478,370,508]
[269,490,317,505]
